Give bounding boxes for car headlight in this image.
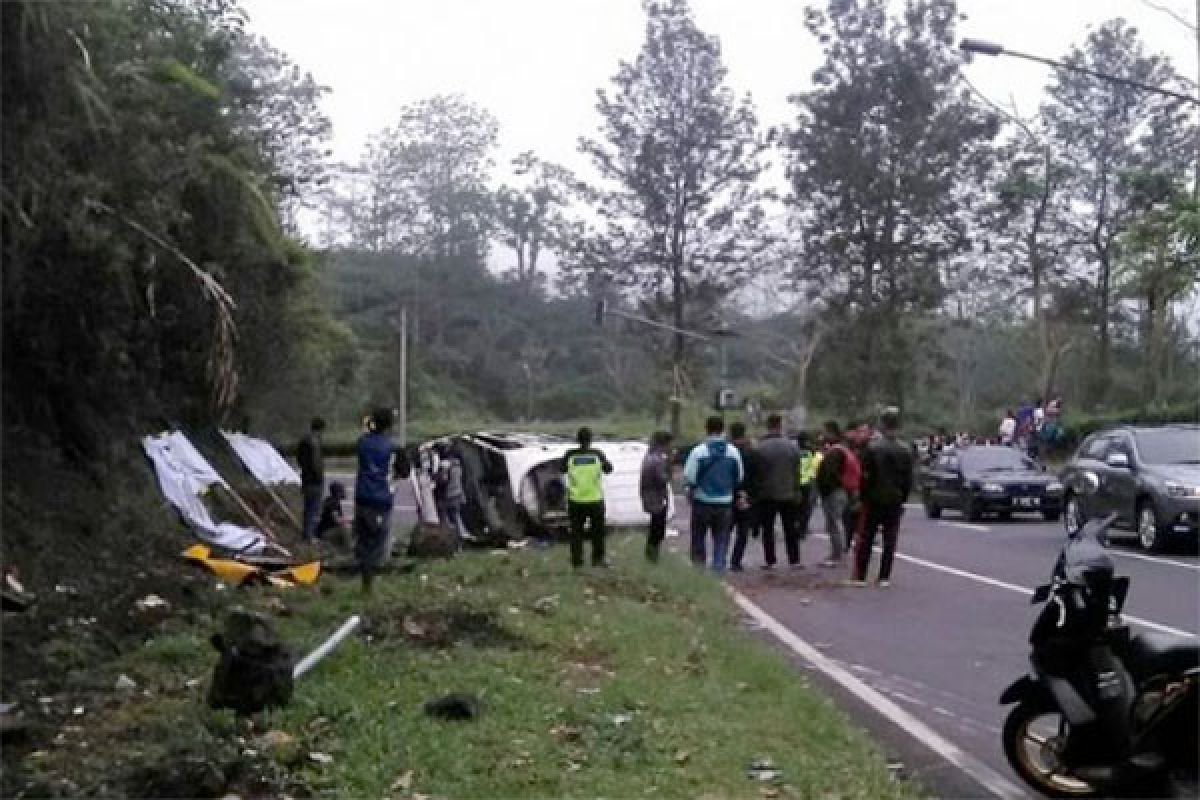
[1046,481,1064,494]
[982,482,1005,493]
[1164,481,1200,498]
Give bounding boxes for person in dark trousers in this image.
[559,427,614,569]
[434,443,468,548]
[639,431,673,562]
[842,419,869,560]
[729,422,761,572]
[794,431,820,540]
[297,417,326,540]
[683,416,744,574]
[755,414,803,568]
[853,408,914,587]
[354,409,403,594]
[816,422,859,567]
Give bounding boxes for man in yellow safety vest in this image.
[559,427,614,569]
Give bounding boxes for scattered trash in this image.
[2,568,34,612]
[532,595,559,615]
[746,759,783,782]
[760,788,781,798]
[185,678,202,689]
[887,760,908,781]
[423,692,481,721]
[308,751,334,765]
[390,770,414,791]
[260,729,301,765]
[264,596,291,617]
[38,697,53,705]
[673,749,691,765]
[575,688,600,695]
[54,584,79,595]
[72,706,85,716]
[506,606,521,615]
[402,616,428,639]
[506,539,529,549]
[135,594,170,612]
[549,724,582,742]
[115,674,137,692]
[799,597,812,606]
[567,761,583,772]
[610,712,633,726]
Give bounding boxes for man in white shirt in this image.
[998,409,1017,446]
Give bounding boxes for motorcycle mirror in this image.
[1079,470,1100,496]
[1031,584,1051,604]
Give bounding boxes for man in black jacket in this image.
[729,422,761,572]
[297,417,326,541]
[854,408,913,587]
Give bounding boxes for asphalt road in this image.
[331,471,1199,796]
[722,502,1200,797]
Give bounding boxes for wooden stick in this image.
[263,482,302,531]
[216,484,279,543]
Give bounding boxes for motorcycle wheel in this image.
[1003,696,1100,798]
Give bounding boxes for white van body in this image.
[435,432,672,537]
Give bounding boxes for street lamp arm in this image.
[959,39,1200,106]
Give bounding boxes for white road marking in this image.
[892,550,1197,640]
[729,587,1028,800]
[1105,548,1200,572]
[938,521,991,533]
[805,531,1197,639]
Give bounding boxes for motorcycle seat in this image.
[1127,633,1199,681]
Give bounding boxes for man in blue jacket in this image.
[354,408,405,594]
[684,416,744,574]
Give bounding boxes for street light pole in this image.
[960,38,1200,106]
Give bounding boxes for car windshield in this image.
[961,448,1035,473]
[1134,429,1200,465]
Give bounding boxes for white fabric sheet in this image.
[142,432,265,553]
[221,431,301,486]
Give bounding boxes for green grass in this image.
[19,537,920,799]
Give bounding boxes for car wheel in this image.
[962,492,982,522]
[998,511,1013,522]
[1042,510,1061,523]
[1138,503,1167,553]
[923,491,942,519]
[1063,494,1084,535]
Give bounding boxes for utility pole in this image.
[399,305,408,447]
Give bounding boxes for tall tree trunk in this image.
[1095,256,1112,406]
[670,263,684,439]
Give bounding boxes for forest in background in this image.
[4,0,1199,489]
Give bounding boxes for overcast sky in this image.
[243,0,1197,185]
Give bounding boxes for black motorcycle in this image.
[999,501,1198,797]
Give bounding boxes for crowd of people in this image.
[637,409,914,586]
[923,396,1066,464]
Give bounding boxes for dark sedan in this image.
[920,446,1064,522]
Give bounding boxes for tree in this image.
[1042,19,1194,405]
[1117,171,1200,404]
[493,151,581,289]
[571,0,772,436]
[785,0,998,412]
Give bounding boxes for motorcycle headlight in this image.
[1164,481,1200,498]
[1046,481,1064,494]
[982,482,1005,493]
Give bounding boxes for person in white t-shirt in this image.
[998,409,1017,446]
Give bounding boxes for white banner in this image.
[142,432,265,553]
[221,431,301,486]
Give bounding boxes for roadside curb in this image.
[725,585,1027,800]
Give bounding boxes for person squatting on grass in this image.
[684,416,744,574]
[639,430,674,562]
[560,426,614,569]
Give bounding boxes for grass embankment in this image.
[13,536,917,799]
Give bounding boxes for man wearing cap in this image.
[560,427,614,569]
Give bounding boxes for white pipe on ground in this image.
[293,614,361,679]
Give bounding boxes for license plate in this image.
[1013,496,1040,508]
